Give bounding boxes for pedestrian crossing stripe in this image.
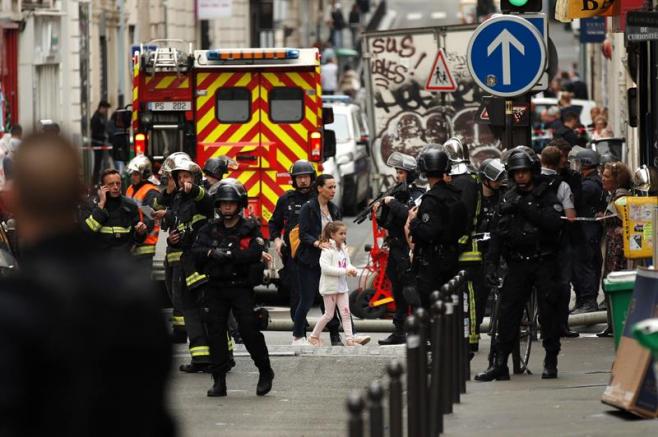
[425,48,457,92]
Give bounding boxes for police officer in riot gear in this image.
[571,149,606,314]
[193,179,273,397]
[203,156,237,194]
[376,152,426,345]
[476,150,563,381]
[473,158,505,334]
[269,160,316,321]
[409,149,467,309]
[156,153,214,372]
[444,137,482,350]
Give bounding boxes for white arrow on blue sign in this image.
[467,15,546,98]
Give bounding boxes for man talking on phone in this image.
[82,168,147,253]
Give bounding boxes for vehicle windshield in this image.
[325,113,351,143]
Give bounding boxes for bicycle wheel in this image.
[516,289,539,374]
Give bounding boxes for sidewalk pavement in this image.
[167,329,658,436]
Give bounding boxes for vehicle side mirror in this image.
[323,129,336,159]
[628,87,638,128]
[322,107,334,125]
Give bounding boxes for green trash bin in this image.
[603,271,637,349]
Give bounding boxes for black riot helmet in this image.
[505,150,535,174]
[289,160,316,189]
[203,156,237,180]
[479,158,506,183]
[418,149,450,178]
[386,151,418,183]
[213,178,248,220]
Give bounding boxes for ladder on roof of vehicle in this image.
[142,40,192,75]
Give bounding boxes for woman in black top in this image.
[293,174,342,344]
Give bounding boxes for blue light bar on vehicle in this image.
[206,48,300,61]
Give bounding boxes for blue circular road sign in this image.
[467,15,546,97]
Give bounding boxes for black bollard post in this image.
[347,390,365,437]
[442,299,454,414]
[405,315,421,437]
[440,283,451,301]
[459,270,471,384]
[387,360,404,437]
[368,380,384,437]
[415,308,430,437]
[430,300,444,436]
[451,288,462,403]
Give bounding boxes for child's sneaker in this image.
[291,337,311,346]
[353,335,371,346]
[308,336,323,347]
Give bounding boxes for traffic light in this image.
[501,0,543,13]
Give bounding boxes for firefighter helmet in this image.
[126,154,153,180]
[444,137,470,175]
[289,160,316,189]
[386,151,418,183]
[213,178,249,209]
[203,155,237,180]
[418,149,450,176]
[161,152,191,175]
[479,158,506,183]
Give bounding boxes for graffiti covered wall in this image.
[365,26,500,178]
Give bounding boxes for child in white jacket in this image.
[308,221,359,346]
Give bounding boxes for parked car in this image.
[322,96,371,215]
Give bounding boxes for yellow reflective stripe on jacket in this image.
[99,226,131,234]
[189,345,210,357]
[177,214,207,231]
[134,245,156,256]
[171,316,185,326]
[167,251,183,263]
[195,186,205,202]
[459,239,482,262]
[85,216,102,232]
[186,272,208,287]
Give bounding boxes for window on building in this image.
[269,87,304,123]
[216,88,251,123]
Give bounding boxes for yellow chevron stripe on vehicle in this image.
[156,75,176,89]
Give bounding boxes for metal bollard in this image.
[368,380,385,437]
[442,299,454,414]
[430,300,444,436]
[387,360,404,437]
[405,315,421,437]
[347,390,365,437]
[451,290,462,402]
[415,308,430,437]
[459,270,471,384]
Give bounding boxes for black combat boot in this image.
[256,368,275,396]
[542,353,558,379]
[378,327,406,345]
[179,362,210,373]
[474,353,510,382]
[207,373,227,397]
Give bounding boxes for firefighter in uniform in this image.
[476,150,563,381]
[193,179,274,397]
[268,160,316,321]
[82,168,148,252]
[473,158,506,336]
[156,153,214,372]
[125,155,161,266]
[376,152,425,345]
[408,148,467,309]
[444,137,483,351]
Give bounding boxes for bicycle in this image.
[486,268,539,375]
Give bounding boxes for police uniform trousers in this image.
[415,249,459,310]
[497,257,561,358]
[386,241,411,331]
[571,225,603,306]
[201,284,271,374]
[280,249,303,322]
[467,262,488,341]
[164,257,186,338]
[170,262,210,363]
